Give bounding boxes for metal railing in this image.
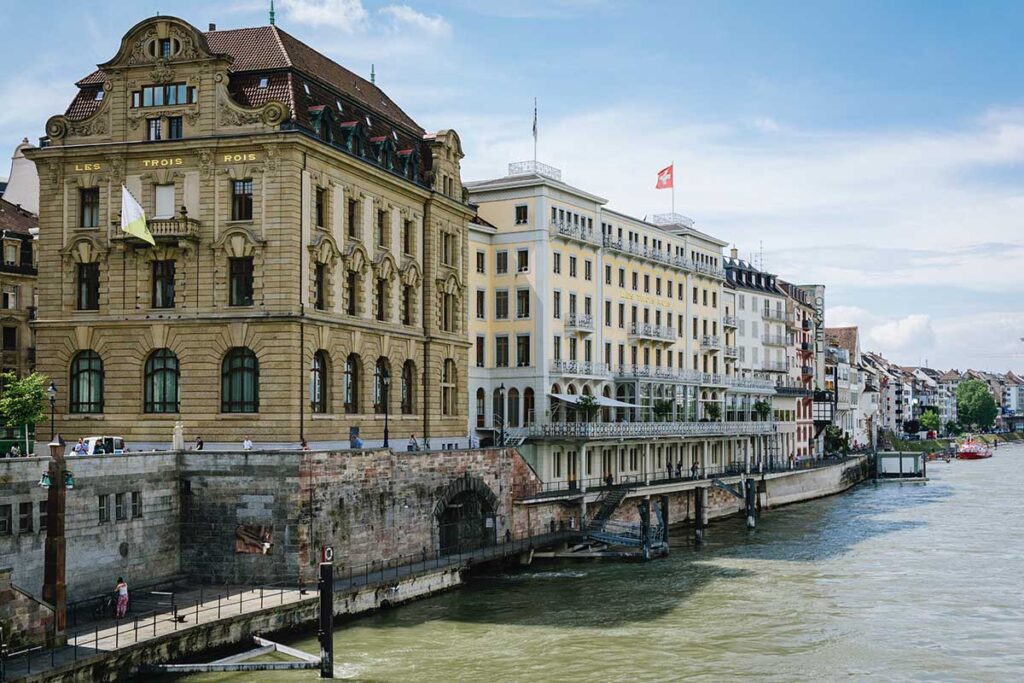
[550,359,610,376]
[565,313,594,331]
[722,315,738,327]
[548,220,597,244]
[724,346,739,357]
[762,334,789,347]
[629,322,677,342]
[762,308,787,322]
[701,335,721,349]
[525,420,776,440]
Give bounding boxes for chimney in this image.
[730,246,738,259]
[209,23,216,31]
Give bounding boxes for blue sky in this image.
[1,0,1023,371]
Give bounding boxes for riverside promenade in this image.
[1,530,579,682]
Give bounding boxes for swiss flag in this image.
[656,164,674,189]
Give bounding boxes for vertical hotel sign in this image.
[812,284,826,387]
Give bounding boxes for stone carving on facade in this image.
[218,95,288,128]
[197,149,214,178]
[261,144,280,173]
[150,62,175,84]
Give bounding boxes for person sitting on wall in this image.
[408,434,419,451]
[242,436,253,451]
[73,438,88,456]
[352,435,364,449]
[301,439,310,451]
[194,436,204,451]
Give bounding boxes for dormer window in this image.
[303,82,311,95]
[258,77,269,89]
[336,99,343,111]
[146,37,180,58]
[94,90,104,101]
[160,39,172,57]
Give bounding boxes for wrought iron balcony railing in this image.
[629,322,678,342]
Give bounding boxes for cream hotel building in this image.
[467,162,777,486]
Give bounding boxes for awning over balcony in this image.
[548,393,641,408]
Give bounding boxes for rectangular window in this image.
[2,327,16,351]
[115,493,126,521]
[569,256,577,278]
[693,287,698,304]
[516,289,530,318]
[168,116,183,140]
[476,251,485,274]
[376,279,387,321]
[553,252,561,274]
[377,209,388,246]
[553,335,561,360]
[553,291,561,319]
[18,502,32,533]
[314,263,326,311]
[514,204,528,224]
[347,198,358,237]
[229,257,254,306]
[38,501,47,532]
[495,336,509,367]
[517,335,531,366]
[315,187,325,227]
[77,263,100,310]
[131,491,142,518]
[605,264,612,285]
[644,274,650,293]
[584,260,592,281]
[476,290,486,319]
[517,249,529,273]
[1,286,15,309]
[402,285,413,325]
[618,302,625,328]
[154,183,175,218]
[605,300,611,326]
[632,272,638,290]
[98,494,110,524]
[151,260,175,309]
[231,179,253,221]
[403,220,414,254]
[495,290,508,319]
[618,268,625,288]
[80,188,99,228]
[496,251,508,274]
[0,505,9,535]
[147,118,161,141]
[346,271,357,315]
[476,336,485,367]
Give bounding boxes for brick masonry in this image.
[0,565,56,650]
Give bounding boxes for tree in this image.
[946,420,963,436]
[752,399,772,422]
[652,399,673,422]
[824,425,849,454]
[957,379,998,430]
[0,372,49,454]
[576,394,599,423]
[702,402,721,422]
[919,410,941,433]
[902,419,921,435]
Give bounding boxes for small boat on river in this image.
[957,438,992,460]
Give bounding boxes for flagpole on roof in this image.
[671,159,675,216]
[532,97,538,165]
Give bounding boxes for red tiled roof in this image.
[825,326,859,357]
[0,197,37,235]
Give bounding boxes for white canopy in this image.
[548,393,641,409]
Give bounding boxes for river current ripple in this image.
[190,444,1024,682]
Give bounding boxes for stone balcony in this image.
[722,315,738,328]
[549,219,597,244]
[628,322,677,343]
[760,360,790,373]
[700,335,722,351]
[762,334,789,347]
[762,308,788,322]
[724,345,739,358]
[111,216,201,244]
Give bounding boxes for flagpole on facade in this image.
[533,97,538,165]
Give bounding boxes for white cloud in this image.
[867,314,935,354]
[279,0,369,32]
[380,5,452,38]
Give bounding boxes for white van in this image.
[72,436,127,456]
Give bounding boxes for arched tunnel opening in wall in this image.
[434,475,499,555]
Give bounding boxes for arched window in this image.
[374,357,390,414]
[523,387,535,426]
[344,353,360,414]
[70,350,103,413]
[602,385,612,423]
[507,388,520,428]
[401,360,415,414]
[476,387,486,428]
[493,387,504,426]
[221,347,258,413]
[144,348,179,413]
[441,359,456,416]
[310,350,328,413]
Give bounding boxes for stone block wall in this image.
[0,452,181,601]
[0,566,56,650]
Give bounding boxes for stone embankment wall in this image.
[0,566,55,649]
[0,453,181,602]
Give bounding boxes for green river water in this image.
[187,445,1024,682]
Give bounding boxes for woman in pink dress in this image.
[114,577,129,618]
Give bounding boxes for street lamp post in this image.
[498,383,506,447]
[47,381,57,442]
[383,373,390,448]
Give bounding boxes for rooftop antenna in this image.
[371,64,376,85]
[758,240,764,271]
[269,0,276,25]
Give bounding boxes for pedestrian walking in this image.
[666,461,673,480]
[690,461,699,479]
[675,461,682,478]
[114,577,129,618]
[408,434,419,451]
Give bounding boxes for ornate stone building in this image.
[27,16,471,449]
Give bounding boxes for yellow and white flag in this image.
[121,185,155,245]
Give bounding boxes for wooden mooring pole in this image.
[745,479,757,529]
[694,487,706,545]
[318,562,334,679]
